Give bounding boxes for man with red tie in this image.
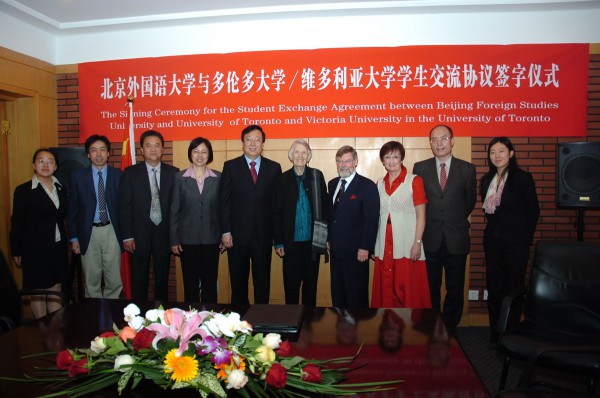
[327,146,379,309]
[219,125,282,305]
[413,124,476,334]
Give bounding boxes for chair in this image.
[0,249,66,333]
[495,345,600,398]
[496,240,600,393]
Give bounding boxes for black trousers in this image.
[485,240,531,341]
[330,256,370,308]
[130,223,171,301]
[227,238,272,305]
[424,239,467,333]
[282,241,320,306]
[180,243,219,304]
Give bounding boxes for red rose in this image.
[99,331,115,338]
[301,364,322,383]
[132,328,156,351]
[56,349,73,370]
[68,358,89,377]
[266,363,287,388]
[277,340,291,357]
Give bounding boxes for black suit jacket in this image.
[327,173,379,261]
[273,166,329,249]
[67,166,122,255]
[10,179,68,256]
[480,167,540,246]
[219,155,282,247]
[169,169,221,246]
[413,156,477,254]
[119,162,179,252]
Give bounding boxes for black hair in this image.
[241,125,265,142]
[187,137,214,164]
[32,148,58,167]
[486,136,519,178]
[140,130,164,146]
[84,135,111,154]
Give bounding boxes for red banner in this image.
[79,44,589,143]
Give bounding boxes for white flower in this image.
[90,336,107,353]
[114,354,134,372]
[262,333,281,350]
[203,312,243,338]
[226,369,248,389]
[123,303,141,323]
[239,320,253,334]
[128,315,145,331]
[145,308,165,324]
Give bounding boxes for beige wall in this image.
[172,136,472,313]
[0,46,57,285]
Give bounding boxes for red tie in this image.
[250,161,258,184]
[440,163,447,191]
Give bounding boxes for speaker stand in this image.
[577,207,585,242]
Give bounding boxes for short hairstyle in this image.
[288,139,312,162]
[429,124,454,139]
[140,130,164,147]
[32,147,58,167]
[379,141,405,162]
[84,134,111,154]
[241,124,265,142]
[187,136,214,164]
[335,145,357,161]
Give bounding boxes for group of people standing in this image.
[10,123,539,343]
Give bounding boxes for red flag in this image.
[120,98,135,299]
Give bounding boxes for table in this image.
[0,299,488,397]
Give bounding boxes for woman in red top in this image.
[372,141,431,308]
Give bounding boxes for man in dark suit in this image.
[219,124,282,305]
[68,135,123,298]
[328,145,379,309]
[413,124,477,333]
[119,130,179,301]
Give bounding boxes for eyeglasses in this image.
[336,159,354,165]
[244,137,262,144]
[430,136,450,144]
[36,159,56,166]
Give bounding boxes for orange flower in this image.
[214,355,246,381]
[119,326,137,342]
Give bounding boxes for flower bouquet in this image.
[4,303,401,397]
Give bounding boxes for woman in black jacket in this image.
[10,148,68,318]
[480,137,540,345]
[273,139,329,306]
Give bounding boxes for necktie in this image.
[150,168,162,225]
[250,161,258,184]
[97,171,109,224]
[334,179,346,211]
[440,162,447,192]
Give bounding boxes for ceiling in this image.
[1,0,597,33]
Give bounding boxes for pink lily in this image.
[147,309,211,356]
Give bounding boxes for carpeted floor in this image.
[455,326,591,397]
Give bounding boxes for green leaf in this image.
[117,369,135,394]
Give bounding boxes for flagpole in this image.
[128,97,136,165]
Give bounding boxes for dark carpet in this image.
[455,326,592,397]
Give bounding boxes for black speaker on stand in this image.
[50,147,90,191]
[50,147,90,302]
[556,142,600,241]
